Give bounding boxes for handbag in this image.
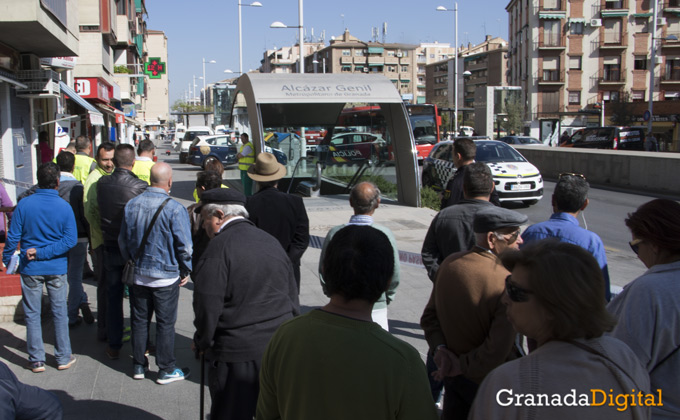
[121,197,172,286]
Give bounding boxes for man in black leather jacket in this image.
[97,144,147,359]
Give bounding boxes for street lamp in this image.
[270,0,305,74]
[202,58,216,107]
[437,3,459,134]
[238,0,263,75]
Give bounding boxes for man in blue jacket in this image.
[3,162,77,373]
[119,162,192,384]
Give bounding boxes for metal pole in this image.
[238,0,243,75]
[323,57,326,74]
[648,0,658,135]
[193,75,196,104]
[454,2,458,135]
[202,59,206,107]
[298,0,304,74]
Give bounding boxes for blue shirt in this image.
[2,189,77,275]
[521,212,611,301]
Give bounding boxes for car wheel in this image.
[523,199,539,206]
[203,156,218,170]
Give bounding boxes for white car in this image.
[176,126,214,163]
[422,139,543,205]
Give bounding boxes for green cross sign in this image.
[144,57,166,79]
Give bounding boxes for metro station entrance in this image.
[230,73,420,207]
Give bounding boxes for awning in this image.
[569,18,586,23]
[631,12,652,17]
[59,81,105,126]
[367,47,384,54]
[0,73,28,89]
[601,11,629,17]
[539,13,565,19]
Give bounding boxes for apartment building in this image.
[260,42,325,74]
[426,36,509,130]
[507,0,680,146]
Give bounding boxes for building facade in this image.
[507,0,680,148]
[142,30,169,129]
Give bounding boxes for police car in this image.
[422,139,544,205]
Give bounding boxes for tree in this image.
[502,93,525,136]
[608,92,635,126]
[171,100,211,113]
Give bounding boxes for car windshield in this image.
[475,142,527,163]
[519,137,541,144]
[184,131,211,141]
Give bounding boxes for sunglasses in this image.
[505,275,534,303]
[559,172,586,181]
[629,238,643,255]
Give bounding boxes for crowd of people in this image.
[0,135,678,420]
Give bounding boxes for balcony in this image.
[600,0,629,17]
[15,69,60,96]
[661,69,680,83]
[599,31,628,49]
[538,0,566,12]
[661,32,680,48]
[537,69,565,84]
[534,104,566,117]
[599,70,626,84]
[663,0,680,11]
[537,37,566,49]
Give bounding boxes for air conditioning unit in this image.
[655,56,664,65]
[590,19,602,27]
[396,52,403,58]
[362,67,369,73]
[657,17,667,26]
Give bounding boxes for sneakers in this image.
[80,303,95,324]
[105,347,120,360]
[122,333,131,343]
[58,355,77,370]
[133,364,148,380]
[156,367,190,385]
[27,361,45,373]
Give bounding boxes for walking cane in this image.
[200,353,205,420]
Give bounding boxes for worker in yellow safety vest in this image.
[73,136,96,184]
[236,133,255,196]
[131,139,156,184]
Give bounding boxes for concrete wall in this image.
[515,146,680,197]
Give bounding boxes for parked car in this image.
[173,125,186,149]
[500,136,546,146]
[314,132,386,165]
[177,126,214,163]
[422,139,544,205]
[569,126,645,150]
[187,135,238,169]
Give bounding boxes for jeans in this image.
[130,280,179,372]
[20,274,72,365]
[67,241,88,324]
[103,245,127,350]
[92,246,107,338]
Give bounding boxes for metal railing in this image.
[599,70,626,83]
[537,69,565,83]
[537,37,565,48]
[662,69,680,81]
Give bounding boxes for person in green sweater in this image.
[257,225,438,420]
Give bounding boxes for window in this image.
[342,50,351,56]
[634,18,649,33]
[569,56,582,70]
[604,19,622,44]
[603,57,621,81]
[543,20,561,46]
[634,56,647,70]
[542,57,560,81]
[387,51,395,57]
[542,91,559,112]
[632,90,645,101]
[544,0,560,10]
[401,83,409,89]
[341,65,352,72]
[667,58,680,81]
[401,65,409,72]
[602,91,620,102]
[387,65,397,72]
[604,0,623,9]
[430,54,435,58]
[568,91,581,104]
[354,66,365,72]
[570,22,584,35]
[355,49,365,56]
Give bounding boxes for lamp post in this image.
[437,3,459,134]
[270,0,305,74]
[202,58,216,107]
[238,1,263,75]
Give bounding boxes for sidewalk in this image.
[0,194,437,420]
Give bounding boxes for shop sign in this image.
[75,78,111,102]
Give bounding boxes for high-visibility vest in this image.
[238,142,255,171]
[73,153,95,184]
[132,159,155,185]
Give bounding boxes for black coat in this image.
[245,186,310,267]
[97,168,147,245]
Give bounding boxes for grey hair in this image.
[202,203,249,219]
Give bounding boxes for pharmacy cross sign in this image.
[144,58,166,79]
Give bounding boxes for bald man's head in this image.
[150,162,172,190]
[349,181,381,215]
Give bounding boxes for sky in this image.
[145,0,511,104]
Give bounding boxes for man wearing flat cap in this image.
[192,188,300,420]
[245,153,309,290]
[420,206,527,420]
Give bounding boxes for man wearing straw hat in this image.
[246,153,309,291]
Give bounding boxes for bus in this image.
[334,103,441,162]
